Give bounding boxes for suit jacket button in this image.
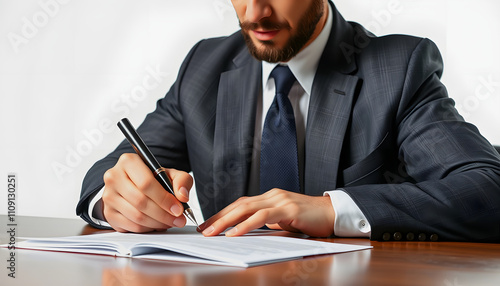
[418,233,427,241]
[382,232,391,241]
[393,232,402,241]
[406,233,415,241]
[430,234,439,241]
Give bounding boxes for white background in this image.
[1,0,499,220]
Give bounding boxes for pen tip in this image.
[184,208,199,228]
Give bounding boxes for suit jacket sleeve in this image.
[342,38,500,242]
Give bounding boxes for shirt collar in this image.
[262,3,333,95]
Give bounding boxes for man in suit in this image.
[77,0,500,241]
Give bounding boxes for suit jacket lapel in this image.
[305,71,359,195]
[304,2,361,195]
[213,51,261,211]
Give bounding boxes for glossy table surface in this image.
[1,216,500,286]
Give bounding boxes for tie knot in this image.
[271,65,296,95]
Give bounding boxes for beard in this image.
[240,0,324,63]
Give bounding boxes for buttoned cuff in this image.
[88,186,111,228]
[324,190,371,237]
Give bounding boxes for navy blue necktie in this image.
[260,65,300,194]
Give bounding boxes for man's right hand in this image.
[101,153,193,233]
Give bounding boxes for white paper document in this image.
[12,228,372,267]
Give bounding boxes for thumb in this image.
[163,168,193,203]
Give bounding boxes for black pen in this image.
[117,118,199,227]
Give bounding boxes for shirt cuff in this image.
[88,186,111,228]
[324,190,371,238]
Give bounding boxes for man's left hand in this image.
[198,189,335,237]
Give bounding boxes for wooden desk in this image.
[1,216,499,286]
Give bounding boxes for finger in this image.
[116,154,185,218]
[118,154,156,190]
[123,193,187,229]
[104,192,174,232]
[200,193,275,231]
[103,175,187,230]
[105,207,158,233]
[202,198,272,236]
[225,207,291,236]
[198,197,250,232]
[162,168,193,203]
[199,189,296,234]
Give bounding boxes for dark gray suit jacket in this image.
[77,3,500,242]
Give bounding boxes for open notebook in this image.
[10,227,372,268]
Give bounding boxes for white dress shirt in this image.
[90,4,371,237]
